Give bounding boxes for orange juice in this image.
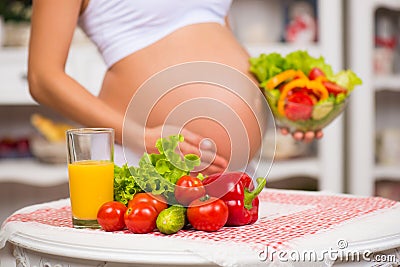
[68,160,114,220]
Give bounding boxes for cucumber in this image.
[312,101,334,120]
[156,205,186,235]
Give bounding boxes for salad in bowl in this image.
[250,51,362,132]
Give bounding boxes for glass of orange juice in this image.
[66,128,114,229]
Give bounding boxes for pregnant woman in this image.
[28,0,321,174]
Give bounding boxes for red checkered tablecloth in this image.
[3,190,397,254]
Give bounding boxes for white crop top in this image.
[78,0,232,68]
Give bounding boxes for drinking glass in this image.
[66,128,114,228]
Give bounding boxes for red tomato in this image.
[174,175,206,207]
[97,201,127,232]
[322,81,347,96]
[124,202,158,234]
[308,67,326,80]
[285,92,314,121]
[290,88,319,104]
[187,196,228,232]
[128,193,168,213]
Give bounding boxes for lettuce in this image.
[249,50,362,92]
[113,134,200,204]
[284,50,334,77]
[330,70,363,92]
[113,164,142,205]
[151,134,201,181]
[249,53,286,82]
[250,50,333,83]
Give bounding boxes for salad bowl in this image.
[250,51,362,133]
[264,89,348,132]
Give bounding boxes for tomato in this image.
[97,201,127,232]
[187,196,228,232]
[308,67,326,80]
[284,92,314,121]
[124,202,158,234]
[174,175,206,206]
[322,81,347,96]
[128,192,168,213]
[290,87,318,104]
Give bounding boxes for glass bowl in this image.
[264,89,348,132]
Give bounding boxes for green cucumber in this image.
[156,205,186,235]
[312,101,334,120]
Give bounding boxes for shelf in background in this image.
[374,75,400,91]
[0,158,68,187]
[0,47,35,105]
[371,0,400,9]
[256,157,319,182]
[1,91,37,105]
[374,165,400,181]
[245,43,321,57]
[0,44,104,105]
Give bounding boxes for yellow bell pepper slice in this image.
[315,76,328,83]
[308,80,329,100]
[266,70,307,90]
[277,79,329,116]
[277,79,308,115]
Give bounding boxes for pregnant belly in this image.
[99,23,264,168]
[147,82,264,169]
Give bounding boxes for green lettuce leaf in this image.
[113,134,201,204]
[249,50,362,93]
[284,50,334,77]
[113,164,143,205]
[329,70,363,92]
[250,50,334,85]
[249,53,286,82]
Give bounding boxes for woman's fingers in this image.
[178,141,228,170]
[179,128,204,147]
[179,127,228,169]
[281,127,324,143]
[292,131,305,141]
[147,126,228,173]
[193,163,225,176]
[200,147,228,169]
[293,131,315,143]
[315,130,324,139]
[303,131,315,143]
[280,128,289,136]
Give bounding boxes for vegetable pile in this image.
[249,51,362,131]
[113,135,200,205]
[97,134,267,234]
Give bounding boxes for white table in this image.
[1,189,400,267]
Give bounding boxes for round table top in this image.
[1,189,400,266]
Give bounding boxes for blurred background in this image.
[0,0,399,224]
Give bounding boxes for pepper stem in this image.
[244,177,267,210]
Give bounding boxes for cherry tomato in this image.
[322,81,347,96]
[299,88,319,104]
[174,175,206,207]
[284,92,314,121]
[290,87,319,104]
[308,67,326,80]
[97,201,127,232]
[187,196,228,232]
[124,202,158,234]
[128,192,168,213]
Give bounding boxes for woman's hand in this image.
[145,125,228,175]
[280,128,323,143]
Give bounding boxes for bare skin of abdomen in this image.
[98,23,263,167]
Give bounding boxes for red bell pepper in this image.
[202,172,266,226]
